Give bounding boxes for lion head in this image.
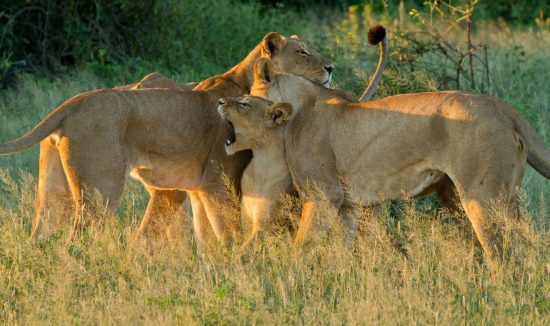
[217,95,293,155]
[250,57,329,110]
[260,33,333,87]
[253,25,389,103]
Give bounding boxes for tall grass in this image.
[0,182,548,324]
[0,5,549,324]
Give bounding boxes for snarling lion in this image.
[218,96,294,249]
[222,53,550,268]
[0,32,335,247]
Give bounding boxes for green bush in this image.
[0,0,302,86]
[2,0,550,87]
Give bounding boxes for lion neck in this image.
[247,129,287,177]
[273,76,321,113]
[295,83,353,113]
[313,83,351,102]
[226,44,262,91]
[256,128,285,154]
[194,44,261,97]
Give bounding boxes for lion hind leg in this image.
[451,131,528,271]
[57,138,127,241]
[30,139,72,242]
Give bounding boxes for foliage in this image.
[260,0,550,25]
[0,0,301,87]
[2,0,550,87]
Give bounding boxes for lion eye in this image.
[298,50,309,56]
[239,102,250,108]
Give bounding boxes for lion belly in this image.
[129,158,205,191]
[347,167,444,204]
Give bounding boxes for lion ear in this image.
[264,102,294,127]
[290,34,300,40]
[254,57,276,85]
[261,32,287,57]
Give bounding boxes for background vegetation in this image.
[0,0,549,324]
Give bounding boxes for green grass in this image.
[0,9,549,325]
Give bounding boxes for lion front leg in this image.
[294,183,345,246]
[240,195,273,251]
[198,191,232,246]
[294,201,316,246]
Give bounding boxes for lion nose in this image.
[218,98,227,105]
[324,65,334,74]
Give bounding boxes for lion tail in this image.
[513,110,550,179]
[359,25,387,102]
[0,89,102,155]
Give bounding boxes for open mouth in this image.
[322,74,332,88]
[225,121,236,147]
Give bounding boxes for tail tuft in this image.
[368,25,386,45]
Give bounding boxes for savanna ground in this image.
[0,0,549,324]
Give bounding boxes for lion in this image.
[121,35,345,243]
[217,96,294,249]
[223,53,550,268]
[0,32,335,247]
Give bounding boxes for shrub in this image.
[0,0,302,86]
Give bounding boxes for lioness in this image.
[226,56,550,267]
[217,96,294,249]
[0,32,335,246]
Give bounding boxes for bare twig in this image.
[467,0,477,90]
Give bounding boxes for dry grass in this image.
[0,180,548,324]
